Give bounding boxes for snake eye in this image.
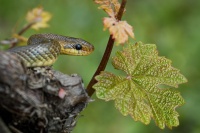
[75,44,82,50]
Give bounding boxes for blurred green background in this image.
[0,0,199,133]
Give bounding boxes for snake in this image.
[8,33,94,67]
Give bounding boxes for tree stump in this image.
[0,51,91,133]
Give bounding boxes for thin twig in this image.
[11,22,35,48]
[116,0,127,20]
[0,22,35,48]
[18,22,35,35]
[86,0,127,96]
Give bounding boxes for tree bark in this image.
[0,51,90,133]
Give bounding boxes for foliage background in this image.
[0,0,199,133]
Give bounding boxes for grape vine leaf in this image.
[93,42,187,129]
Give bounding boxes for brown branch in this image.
[86,0,127,96]
[18,22,35,35]
[0,22,35,48]
[116,0,127,20]
[9,22,36,48]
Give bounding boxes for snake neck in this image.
[8,40,61,67]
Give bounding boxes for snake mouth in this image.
[61,45,94,56]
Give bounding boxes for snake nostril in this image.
[75,44,82,50]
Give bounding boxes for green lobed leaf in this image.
[93,42,187,129]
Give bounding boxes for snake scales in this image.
[8,33,94,67]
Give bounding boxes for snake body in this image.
[8,33,94,67]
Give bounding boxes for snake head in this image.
[60,37,94,56]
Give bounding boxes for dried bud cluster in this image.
[94,0,135,44]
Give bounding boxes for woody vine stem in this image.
[86,0,127,96]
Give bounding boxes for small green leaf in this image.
[93,42,187,129]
